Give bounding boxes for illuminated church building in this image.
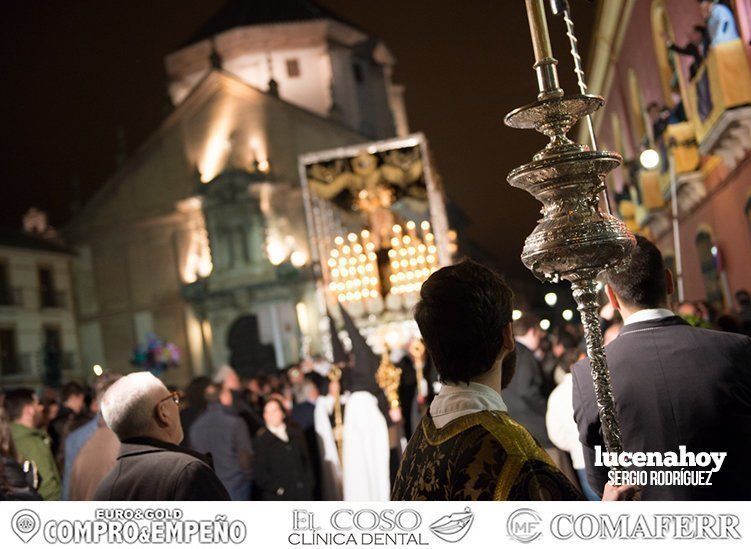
[66,1,411,383]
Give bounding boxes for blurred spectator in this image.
[67,375,122,500]
[49,381,89,459]
[179,376,211,448]
[214,365,263,437]
[735,289,751,335]
[5,389,61,500]
[189,384,253,500]
[551,330,581,385]
[716,314,742,334]
[62,373,121,499]
[699,0,740,46]
[253,398,313,500]
[546,353,599,501]
[292,375,324,499]
[0,407,41,500]
[69,416,119,500]
[504,314,554,453]
[667,25,710,80]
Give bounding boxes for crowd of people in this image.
[2,234,750,501]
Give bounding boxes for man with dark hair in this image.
[393,259,631,501]
[573,235,751,499]
[49,381,88,458]
[504,311,556,456]
[6,388,61,500]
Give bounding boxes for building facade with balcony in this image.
[0,218,80,389]
[65,1,410,386]
[586,0,751,312]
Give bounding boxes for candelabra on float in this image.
[505,0,635,456]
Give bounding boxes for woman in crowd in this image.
[253,398,313,500]
[0,407,41,501]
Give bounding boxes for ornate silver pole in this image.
[549,0,612,215]
[506,0,635,456]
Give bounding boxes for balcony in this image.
[687,39,751,169]
[0,287,23,307]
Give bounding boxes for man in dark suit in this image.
[94,372,229,501]
[504,314,555,452]
[572,235,751,500]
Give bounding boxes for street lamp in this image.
[639,148,660,170]
[512,309,523,321]
[544,292,558,307]
[539,319,551,331]
[562,309,574,321]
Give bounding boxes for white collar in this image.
[430,381,507,424]
[623,308,675,326]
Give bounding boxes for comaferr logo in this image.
[550,513,742,540]
[507,508,543,543]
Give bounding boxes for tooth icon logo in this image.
[429,507,474,543]
[11,509,41,543]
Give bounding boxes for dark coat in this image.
[572,316,751,500]
[0,456,42,501]
[93,437,230,501]
[253,426,313,500]
[503,342,553,447]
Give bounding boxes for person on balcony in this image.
[667,25,710,80]
[699,0,740,46]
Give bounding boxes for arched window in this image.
[651,0,688,108]
[695,227,725,309]
[627,69,647,144]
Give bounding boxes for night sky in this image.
[0,0,596,284]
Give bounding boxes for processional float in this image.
[507,0,635,457]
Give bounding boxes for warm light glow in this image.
[199,136,231,183]
[540,319,551,331]
[92,364,103,376]
[512,309,523,321]
[296,302,309,335]
[544,292,558,307]
[183,229,213,283]
[267,239,287,266]
[257,159,270,172]
[562,309,574,321]
[290,251,307,267]
[639,148,660,170]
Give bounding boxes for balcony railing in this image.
[687,39,751,155]
[0,287,23,307]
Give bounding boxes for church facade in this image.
[66,6,408,385]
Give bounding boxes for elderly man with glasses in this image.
[94,372,229,501]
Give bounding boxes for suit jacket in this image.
[93,437,230,501]
[572,316,751,500]
[503,342,553,447]
[70,424,119,501]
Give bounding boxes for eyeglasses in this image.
[158,391,181,406]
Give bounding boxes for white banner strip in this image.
[0,501,748,549]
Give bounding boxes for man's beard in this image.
[500,350,517,390]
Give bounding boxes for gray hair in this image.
[101,372,166,441]
[212,365,237,385]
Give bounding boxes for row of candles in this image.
[326,220,438,315]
